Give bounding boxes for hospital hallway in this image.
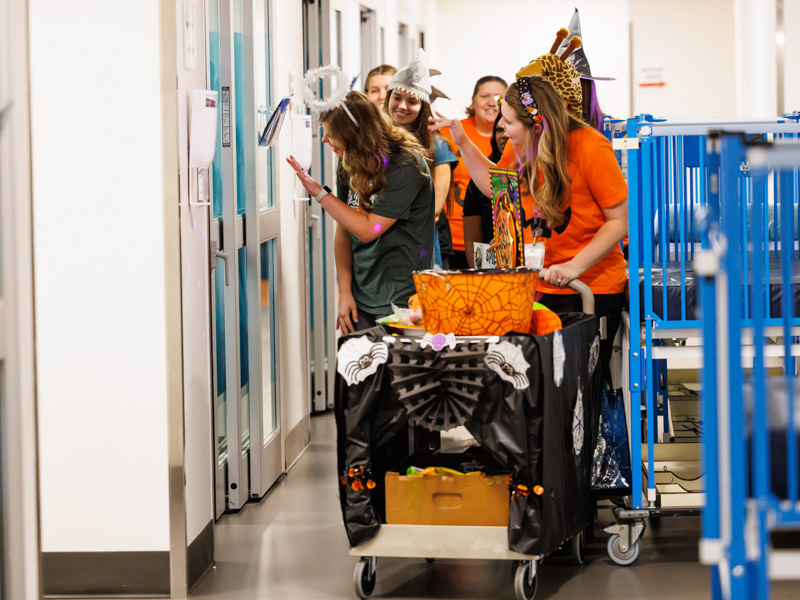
[152,413,796,600]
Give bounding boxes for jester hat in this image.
[516,28,583,111]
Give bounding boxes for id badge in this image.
[524,242,545,269]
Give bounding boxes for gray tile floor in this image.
[189,413,800,600]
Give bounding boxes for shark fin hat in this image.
[387,48,438,104]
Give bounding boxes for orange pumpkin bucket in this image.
[412,268,539,336]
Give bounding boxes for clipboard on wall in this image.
[258,95,292,147]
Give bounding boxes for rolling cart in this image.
[335,271,602,600]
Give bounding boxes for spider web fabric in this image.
[414,270,538,336]
[386,339,488,431]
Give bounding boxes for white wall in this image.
[429,0,800,122]
[430,0,631,122]
[30,0,171,551]
[782,0,800,113]
[631,0,736,119]
[337,0,435,87]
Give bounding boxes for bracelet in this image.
[314,185,332,203]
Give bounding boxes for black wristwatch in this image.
[313,185,332,203]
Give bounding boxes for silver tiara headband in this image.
[295,65,359,127]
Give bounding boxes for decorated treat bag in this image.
[489,168,525,269]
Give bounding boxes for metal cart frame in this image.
[698,133,800,599]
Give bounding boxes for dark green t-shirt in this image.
[337,151,434,315]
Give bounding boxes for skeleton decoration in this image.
[572,377,585,457]
[484,340,531,390]
[588,335,601,376]
[337,336,388,386]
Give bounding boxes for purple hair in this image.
[585,79,603,132]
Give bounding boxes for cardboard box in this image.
[385,471,510,527]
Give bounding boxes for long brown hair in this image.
[504,76,585,228]
[383,90,434,167]
[320,90,428,213]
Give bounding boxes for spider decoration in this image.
[484,341,531,390]
[337,336,389,387]
[419,332,456,352]
[572,377,585,457]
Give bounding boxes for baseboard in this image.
[187,520,214,591]
[42,551,169,597]
[285,417,310,471]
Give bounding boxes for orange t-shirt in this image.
[442,116,494,252]
[497,127,628,296]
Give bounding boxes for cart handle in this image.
[538,269,595,315]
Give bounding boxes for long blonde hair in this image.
[320,90,428,212]
[505,76,585,228]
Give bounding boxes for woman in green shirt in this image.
[287,90,434,333]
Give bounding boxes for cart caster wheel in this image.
[514,561,538,600]
[607,534,641,566]
[610,496,626,508]
[571,529,586,565]
[424,557,435,564]
[354,558,376,599]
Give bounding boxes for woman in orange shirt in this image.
[430,74,627,362]
[440,75,507,269]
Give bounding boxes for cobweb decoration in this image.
[386,338,488,431]
[414,270,538,336]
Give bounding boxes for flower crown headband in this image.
[295,65,359,127]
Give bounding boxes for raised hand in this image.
[428,111,467,146]
[286,155,322,196]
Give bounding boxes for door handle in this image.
[210,240,230,286]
